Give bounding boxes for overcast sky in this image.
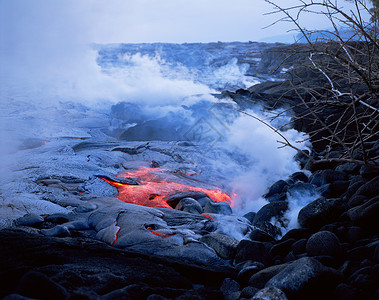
[1,0,368,46]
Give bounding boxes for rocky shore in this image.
[1,43,378,300]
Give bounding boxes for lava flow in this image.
[103,167,233,208]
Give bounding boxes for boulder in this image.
[199,233,239,259]
[298,197,343,229]
[14,214,44,227]
[306,231,341,258]
[248,263,289,289]
[253,201,289,228]
[175,198,203,214]
[309,169,347,187]
[347,196,379,228]
[252,286,288,300]
[265,257,342,299]
[204,201,232,215]
[234,240,269,265]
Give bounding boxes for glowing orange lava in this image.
[103,167,233,209]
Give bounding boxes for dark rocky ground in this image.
[1,43,378,300]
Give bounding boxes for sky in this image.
[0,0,366,46]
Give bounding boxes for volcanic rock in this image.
[264,180,289,199]
[309,169,347,187]
[306,231,341,258]
[234,240,269,266]
[269,239,296,259]
[265,257,342,299]
[253,201,288,228]
[203,201,232,215]
[14,214,44,227]
[249,229,275,243]
[175,198,203,214]
[252,286,288,300]
[298,197,343,229]
[350,176,379,201]
[220,278,240,298]
[248,263,289,289]
[287,171,308,184]
[240,286,259,298]
[347,196,379,228]
[199,233,239,259]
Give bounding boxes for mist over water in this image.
[0,1,318,232]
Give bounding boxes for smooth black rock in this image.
[287,182,317,198]
[316,183,331,198]
[203,201,232,215]
[265,257,342,299]
[248,263,289,289]
[306,231,341,258]
[220,278,240,297]
[351,176,379,200]
[281,228,312,241]
[269,239,296,258]
[330,181,350,198]
[288,172,308,184]
[309,169,347,187]
[249,229,275,243]
[199,233,239,259]
[234,240,269,266]
[242,212,256,224]
[240,286,258,299]
[264,180,289,198]
[175,198,203,214]
[347,196,379,228]
[291,239,307,255]
[359,165,379,179]
[251,286,288,300]
[335,163,361,175]
[348,265,379,291]
[298,197,343,229]
[253,201,288,228]
[237,265,264,286]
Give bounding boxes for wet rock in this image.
[298,197,343,229]
[350,176,379,201]
[265,257,342,299]
[242,212,256,223]
[220,278,240,298]
[234,240,269,266]
[269,239,296,259]
[347,196,379,228]
[237,263,264,285]
[294,150,310,169]
[175,198,203,214]
[253,201,288,228]
[306,231,341,258]
[2,294,33,300]
[359,165,379,179]
[199,233,239,259]
[335,163,360,175]
[288,172,308,184]
[281,228,312,241]
[248,263,289,289]
[240,286,259,299]
[309,169,347,187]
[264,180,289,199]
[348,265,379,291]
[16,271,68,300]
[287,182,317,198]
[329,181,350,198]
[14,214,44,227]
[291,239,307,255]
[316,184,331,198]
[252,286,288,300]
[204,201,232,215]
[249,229,275,243]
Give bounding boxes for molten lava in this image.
[103,167,233,208]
